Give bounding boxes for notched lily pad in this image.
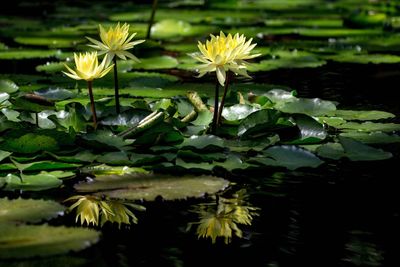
[0,198,64,223]
[75,173,229,201]
[0,224,100,259]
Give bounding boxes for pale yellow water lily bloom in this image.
[87,22,145,64]
[190,31,261,86]
[63,52,114,81]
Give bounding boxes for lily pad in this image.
[0,49,62,60]
[75,173,229,201]
[0,224,100,259]
[339,132,400,144]
[2,173,63,191]
[0,133,59,153]
[250,145,324,170]
[0,198,64,223]
[336,122,400,132]
[222,104,259,121]
[275,98,336,116]
[130,56,179,70]
[316,137,393,161]
[14,36,82,48]
[333,109,395,120]
[179,135,225,150]
[0,79,19,93]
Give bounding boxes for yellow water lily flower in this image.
[87,22,145,64]
[62,52,114,81]
[190,31,260,86]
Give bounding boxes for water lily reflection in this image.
[65,195,145,228]
[188,189,259,244]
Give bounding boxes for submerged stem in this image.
[113,57,120,114]
[212,80,219,134]
[217,72,231,126]
[87,80,97,128]
[35,112,39,127]
[146,0,158,39]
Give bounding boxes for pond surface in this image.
[1,1,400,266]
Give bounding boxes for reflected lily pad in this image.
[0,224,100,259]
[75,173,229,201]
[0,198,64,223]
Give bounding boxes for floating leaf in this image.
[250,145,324,170]
[0,150,11,162]
[82,130,133,150]
[332,110,395,121]
[222,104,259,121]
[238,109,281,137]
[0,224,100,259]
[339,132,400,144]
[130,56,178,70]
[0,133,59,153]
[316,137,393,161]
[2,173,62,191]
[336,122,400,132]
[75,173,229,201]
[288,114,327,144]
[339,136,392,161]
[275,98,336,116]
[191,110,213,126]
[0,198,64,223]
[0,49,61,60]
[14,36,82,48]
[34,88,76,101]
[0,79,19,93]
[179,135,225,150]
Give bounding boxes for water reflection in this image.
[188,189,259,244]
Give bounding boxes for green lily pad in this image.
[36,62,73,73]
[222,104,259,121]
[1,108,20,122]
[0,133,59,153]
[191,110,213,126]
[75,173,229,201]
[288,114,327,144]
[179,135,225,150]
[275,97,336,116]
[35,88,76,101]
[238,109,281,137]
[339,132,400,144]
[0,49,62,60]
[248,50,326,72]
[82,130,133,150]
[130,56,179,70]
[1,173,63,191]
[151,19,192,39]
[316,137,393,161]
[14,36,82,48]
[0,224,100,259]
[0,198,64,223]
[332,110,395,121]
[0,79,19,93]
[298,28,382,38]
[326,52,400,64]
[250,145,324,170]
[336,122,400,132]
[0,150,12,162]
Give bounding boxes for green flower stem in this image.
[217,72,231,126]
[119,111,164,138]
[87,80,97,128]
[35,112,39,127]
[146,0,158,39]
[113,57,120,114]
[186,91,208,112]
[212,81,219,134]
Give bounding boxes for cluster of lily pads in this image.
[1,0,400,260]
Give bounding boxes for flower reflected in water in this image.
[65,195,145,228]
[188,189,259,244]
